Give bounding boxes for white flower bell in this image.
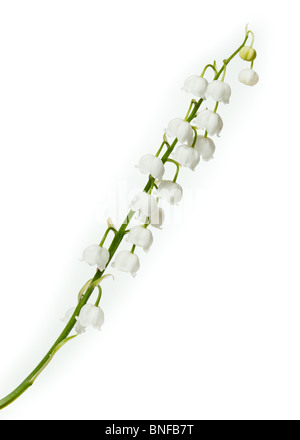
[129,191,159,218]
[138,154,165,181]
[61,307,86,334]
[81,244,110,271]
[206,80,231,104]
[194,135,216,161]
[183,75,208,98]
[173,145,200,171]
[238,68,259,86]
[158,181,183,205]
[150,207,165,230]
[193,109,223,136]
[77,304,104,331]
[112,250,140,277]
[126,226,153,252]
[166,118,194,144]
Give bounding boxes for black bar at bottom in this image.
[79,421,202,435]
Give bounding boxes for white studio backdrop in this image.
[0,0,299,420]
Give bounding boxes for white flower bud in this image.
[112,250,140,277]
[138,154,165,181]
[238,68,259,86]
[150,207,165,230]
[158,181,183,205]
[194,135,216,161]
[173,145,200,171]
[166,118,194,144]
[126,226,153,252]
[129,191,159,218]
[61,307,86,334]
[206,80,231,104]
[193,109,223,136]
[183,75,208,98]
[77,304,104,331]
[81,244,110,271]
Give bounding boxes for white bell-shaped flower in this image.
[77,304,104,331]
[129,191,159,218]
[112,250,140,277]
[173,145,200,171]
[183,75,208,98]
[193,109,223,136]
[81,244,110,271]
[61,307,86,334]
[150,207,165,230]
[126,226,153,252]
[238,68,259,86]
[138,154,165,181]
[206,80,231,104]
[194,135,216,161]
[166,118,194,144]
[158,181,183,205]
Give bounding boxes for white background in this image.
[0,0,299,421]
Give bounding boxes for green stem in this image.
[201,63,218,77]
[191,127,198,148]
[184,100,197,121]
[0,210,135,410]
[94,286,102,307]
[213,101,219,114]
[99,226,117,247]
[155,139,170,157]
[247,30,255,48]
[221,61,227,82]
[166,158,181,183]
[0,30,250,411]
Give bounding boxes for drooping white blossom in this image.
[138,154,165,181]
[194,135,216,161]
[166,118,194,144]
[158,181,183,205]
[238,68,259,86]
[126,225,153,252]
[193,109,223,136]
[173,145,200,171]
[77,304,104,331]
[112,250,140,277]
[129,191,159,218]
[61,307,86,334]
[81,244,110,271]
[183,75,208,98]
[206,80,231,104]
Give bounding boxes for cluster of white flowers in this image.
[106,77,231,283]
[65,35,259,334]
[168,89,224,170]
[0,30,262,412]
